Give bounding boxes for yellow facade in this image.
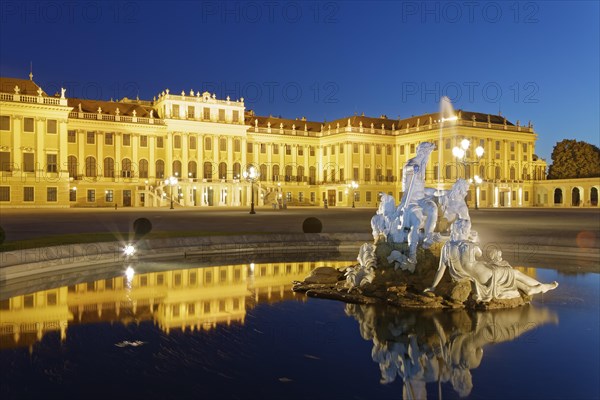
[1,75,570,209]
[0,260,351,349]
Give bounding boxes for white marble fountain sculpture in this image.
[350,141,559,304]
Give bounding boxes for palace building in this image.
[2,74,595,209]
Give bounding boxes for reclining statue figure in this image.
[425,218,558,301]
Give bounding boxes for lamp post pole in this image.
[165,176,178,210]
[472,175,483,209]
[350,181,358,208]
[243,166,259,215]
[250,180,255,214]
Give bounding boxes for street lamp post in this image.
[349,181,359,208]
[243,166,260,214]
[471,175,483,209]
[164,176,178,209]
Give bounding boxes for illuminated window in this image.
[204,137,212,150]
[105,190,113,202]
[47,187,57,202]
[140,135,147,147]
[23,187,34,202]
[105,132,113,145]
[0,115,10,130]
[203,107,210,120]
[0,187,10,201]
[67,130,76,142]
[47,119,57,134]
[24,118,34,132]
[174,135,181,149]
[156,137,164,148]
[122,134,131,146]
[46,154,57,173]
[23,153,34,172]
[86,189,95,202]
[188,106,195,119]
[86,131,95,144]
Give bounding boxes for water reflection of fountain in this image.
[345,304,558,399]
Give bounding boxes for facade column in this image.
[97,131,104,180]
[241,138,247,169]
[181,132,189,179]
[36,118,46,176]
[166,132,173,176]
[266,144,272,182]
[149,136,156,179]
[317,146,323,182]
[345,143,351,183]
[201,135,207,181]
[486,138,493,180]
[77,129,85,178]
[503,139,509,180]
[370,144,375,184]
[226,136,233,180]
[12,116,21,174]
[132,134,139,179]
[279,144,285,181]
[516,140,523,180]
[212,136,218,177]
[114,132,120,180]
[359,144,365,182]
[303,145,309,183]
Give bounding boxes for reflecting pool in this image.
[0,258,598,399]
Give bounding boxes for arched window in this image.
[554,188,563,204]
[68,155,78,178]
[173,160,182,177]
[203,162,213,180]
[297,166,305,181]
[572,188,581,206]
[122,158,132,178]
[103,157,114,178]
[285,165,293,181]
[309,166,316,184]
[259,164,267,180]
[233,162,241,179]
[219,162,227,180]
[139,159,148,178]
[445,164,453,180]
[591,187,598,206]
[155,160,165,179]
[86,156,97,177]
[188,161,197,178]
[522,166,528,180]
[272,164,280,181]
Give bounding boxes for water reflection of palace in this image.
[345,303,558,399]
[0,260,351,350]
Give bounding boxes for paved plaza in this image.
[1,207,598,250]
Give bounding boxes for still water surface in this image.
[0,258,598,399]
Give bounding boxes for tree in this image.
[547,139,600,179]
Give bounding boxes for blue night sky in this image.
[1,1,598,162]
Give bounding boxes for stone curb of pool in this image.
[1,234,597,281]
[0,233,372,281]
